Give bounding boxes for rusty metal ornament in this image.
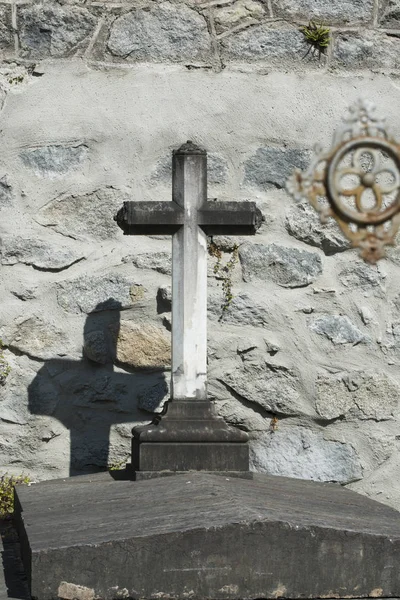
[287,99,400,263]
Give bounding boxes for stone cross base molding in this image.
[132,401,249,477]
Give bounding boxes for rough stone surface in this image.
[3,317,72,361]
[214,1,266,33]
[108,2,211,62]
[338,262,385,296]
[250,427,362,483]
[56,275,144,314]
[18,4,97,58]
[37,188,128,241]
[286,201,350,255]
[239,243,322,288]
[309,314,367,345]
[83,331,109,365]
[0,176,13,207]
[271,0,374,24]
[20,144,88,178]
[208,292,270,327]
[110,321,171,371]
[137,377,169,413]
[315,371,399,422]
[0,44,399,512]
[0,236,84,271]
[244,147,311,189]
[128,252,171,275]
[220,26,306,63]
[15,473,400,600]
[379,0,400,27]
[333,32,400,70]
[219,360,305,416]
[0,5,12,51]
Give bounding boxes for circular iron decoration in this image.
[287,100,400,263]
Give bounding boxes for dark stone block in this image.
[14,472,400,600]
[132,401,249,473]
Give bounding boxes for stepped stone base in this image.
[14,471,400,600]
[132,401,250,474]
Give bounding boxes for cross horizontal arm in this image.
[115,200,263,236]
[198,201,263,235]
[114,201,184,235]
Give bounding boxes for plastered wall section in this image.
[0,0,400,511]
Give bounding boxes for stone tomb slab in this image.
[14,472,400,600]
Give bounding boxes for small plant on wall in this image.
[208,239,239,320]
[0,340,10,385]
[301,21,330,59]
[0,474,30,519]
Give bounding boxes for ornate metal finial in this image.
[287,100,400,263]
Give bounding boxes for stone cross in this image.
[115,141,262,475]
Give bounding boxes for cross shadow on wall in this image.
[27,300,169,476]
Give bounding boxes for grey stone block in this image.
[128,251,172,275]
[316,371,399,422]
[0,236,84,272]
[244,146,311,189]
[107,2,211,63]
[309,314,367,345]
[0,175,13,207]
[20,144,88,178]
[239,242,322,287]
[4,316,72,361]
[0,5,13,51]
[37,187,129,242]
[332,31,400,70]
[213,0,266,34]
[219,359,304,416]
[338,262,385,296]
[18,3,97,58]
[286,201,350,255]
[220,25,307,63]
[379,0,400,27]
[271,0,374,24]
[208,292,271,326]
[56,275,145,314]
[250,427,362,483]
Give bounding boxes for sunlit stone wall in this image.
[1,0,400,510]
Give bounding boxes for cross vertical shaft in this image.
[172,144,207,401]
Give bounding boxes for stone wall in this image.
[1,0,400,510]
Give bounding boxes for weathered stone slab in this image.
[107,2,211,62]
[250,427,362,483]
[239,242,322,287]
[0,236,84,271]
[271,0,374,24]
[18,3,97,58]
[20,144,88,178]
[333,31,400,70]
[244,146,311,190]
[37,187,129,241]
[220,26,306,64]
[379,0,400,27]
[56,275,145,314]
[15,472,400,600]
[286,201,349,255]
[109,321,171,371]
[309,314,367,345]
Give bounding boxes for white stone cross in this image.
[115,141,262,404]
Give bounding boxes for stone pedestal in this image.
[132,401,249,478]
